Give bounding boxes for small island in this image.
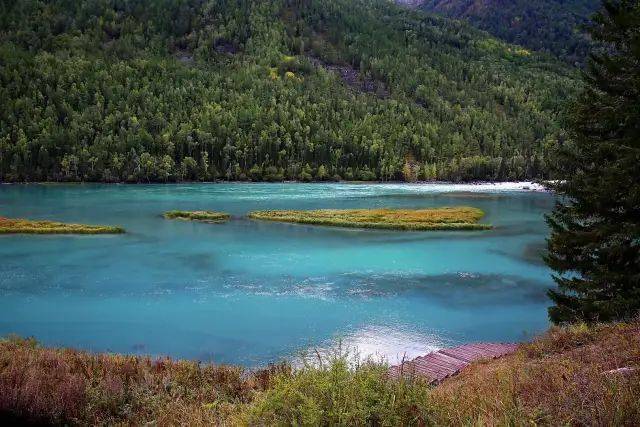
[247,207,491,231]
[163,210,230,223]
[0,217,124,234]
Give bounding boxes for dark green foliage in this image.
[0,0,578,183]
[545,0,640,323]
[421,0,600,64]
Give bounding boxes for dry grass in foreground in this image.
[0,321,638,425]
[431,321,640,425]
[0,217,124,234]
[0,338,429,425]
[0,337,286,425]
[248,206,491,230]
[163,210,230,223]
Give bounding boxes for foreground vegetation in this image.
[0,0,578,183]
[163,210,230,223]
[248,207,491,230]
[0,217,124,234]
[430,320,640,425]
[1,321,638,425]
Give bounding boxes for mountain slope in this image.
[0,0,579,182]
[420,0,600,64]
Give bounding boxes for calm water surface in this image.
[0,183,554,366]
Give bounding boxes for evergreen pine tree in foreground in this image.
[546,0,640,323]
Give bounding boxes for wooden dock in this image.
[389,343,518,384]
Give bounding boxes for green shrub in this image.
[245,358,432,425]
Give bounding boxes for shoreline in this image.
[1,321,636,425]
[1,180,551,191]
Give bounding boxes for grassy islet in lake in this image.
[0,217,124,234]
[248,207,491,231]
[163,210,230,223]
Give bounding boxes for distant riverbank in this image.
[1,180,550,192]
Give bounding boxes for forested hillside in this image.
[0,0,579,183]
[420,0,600,64]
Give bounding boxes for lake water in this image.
[0,183,555,366]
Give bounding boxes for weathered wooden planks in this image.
[389,342,518,384]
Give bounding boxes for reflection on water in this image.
[0,183,555,366]
[299,324,447,367]
[490,241,548,266]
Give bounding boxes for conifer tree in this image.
[545,0,640,323]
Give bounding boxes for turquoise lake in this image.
[0,183,555,366]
